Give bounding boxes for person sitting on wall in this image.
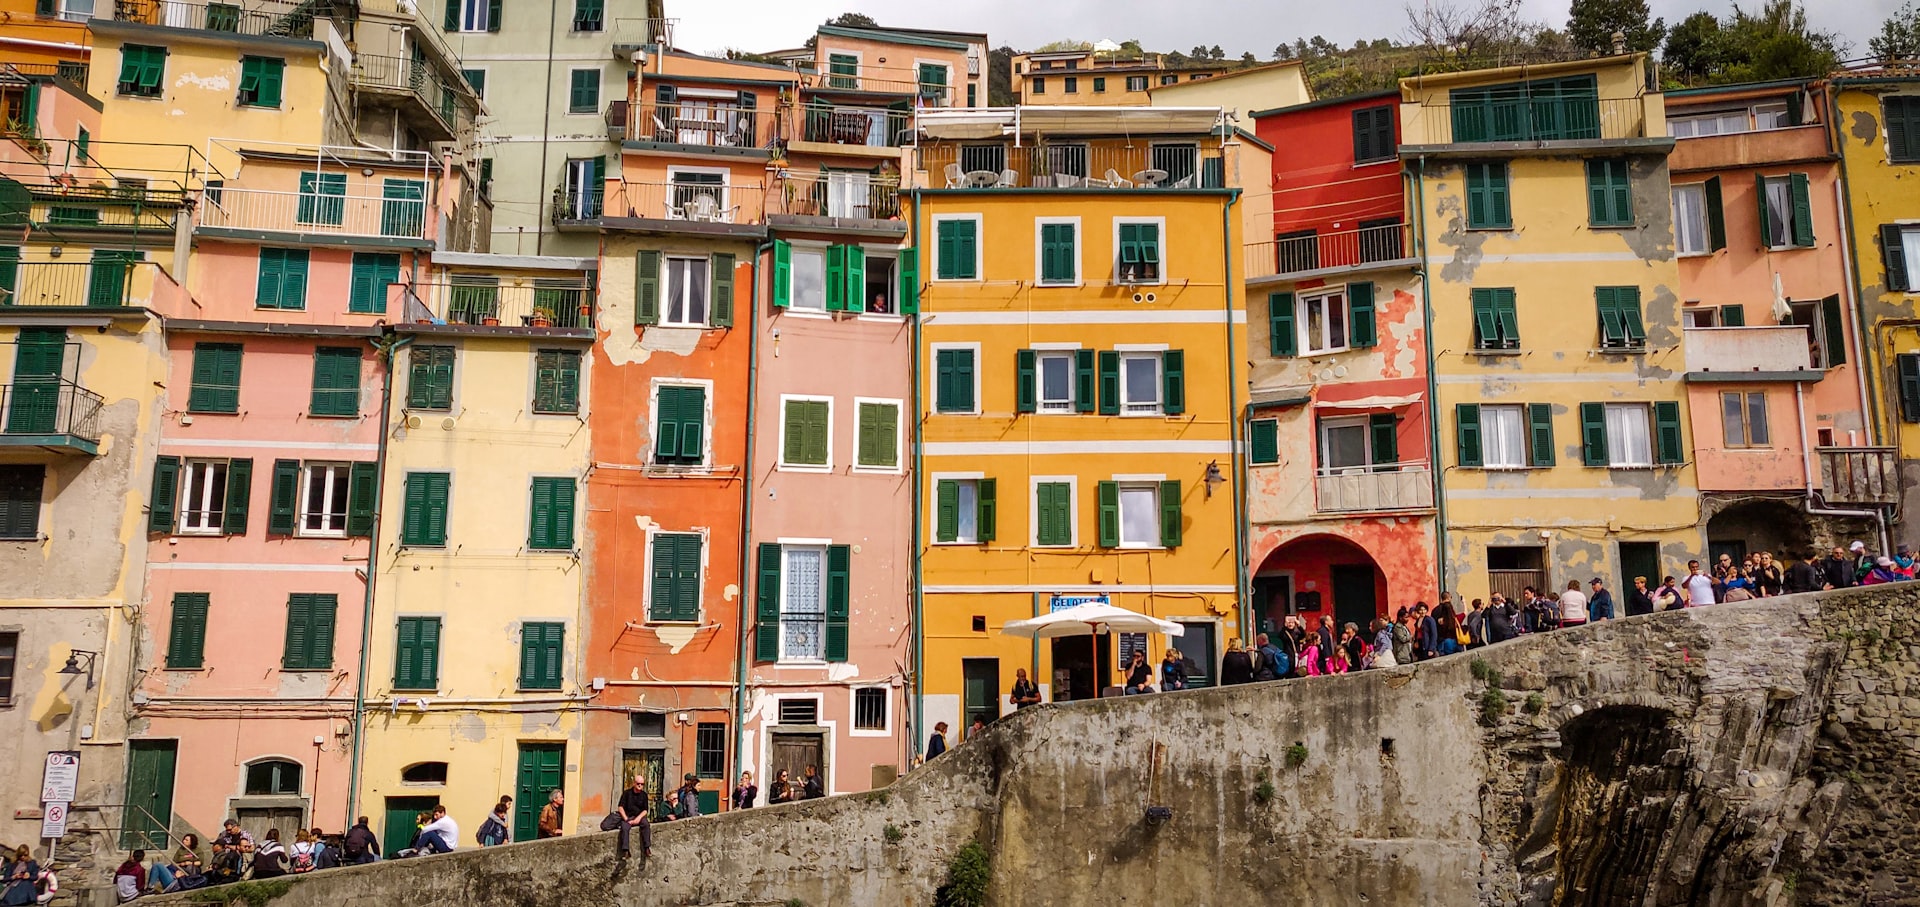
[400,805,458,857]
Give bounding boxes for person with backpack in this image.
[113,851,147,902]
[250,830,288,879]
[477,798,510,847]
[286,830,319,875]
[342,817,379,865]
[1256,633,1287,681]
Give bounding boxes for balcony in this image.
[408,279,594,333]
[1,261,152,308]
[1403,96,1652,147]
[198,186,430,245]
[349,54,469,143]
[917,142,1224,190]
[793,104,911,154]
[804,68,952,104]
[3,62,89,85]
[589,181,768,235]
[1246,222,1414,283]
[1682,325,1818,380]
[29,184,186,232]
[1819,447,1899,506]
[1668,124,1831,173]
[1314,463,1434,513]
[767,170,902,230]
[110,0,316,40]
[0,380,103,455]
[609,17,675,55]
[607,100,776,154]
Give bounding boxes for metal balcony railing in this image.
[1247,222,1413,280]
[1408,96,1649,144]
[805,66,952,104]
[349,53,470,133]
[798,104,911,148]
[611,100,776,150]
[3,62,89,85]
[1818,447,1899,506]
[1314,462,1434,513]
[770,170,900,220]
[1,261,148,307]
[112,0,316,39]
[918,142,1222,190]
[199,186,427,240]
[599,181,766,225]
[550,187,602,225]
[411,280,594,330]
[1,380,103,445]
[30,185,186,232]
[609,17,675,50]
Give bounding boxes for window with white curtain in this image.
[1482,405,1527,468]
[1672,184,1707,255]
[781,546,826,661]
[178,460,229,534]
[1605,404,1653,467]
[1117,484,1160,547]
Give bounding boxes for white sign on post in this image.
[41,801,68,839]
[41,751,79,803]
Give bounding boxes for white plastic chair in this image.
[944,164,965,188]
[997,168,1018,188]
[1104,169,1134,189]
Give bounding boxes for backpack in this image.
[289,847,315,874]
[476,815,506,846]
[343,828,370,859]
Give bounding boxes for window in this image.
[571,0,602,31]
[309,347,360,417]
[178,459,231,534]
[1117,222,1161,283]
[1603,403,1652,466]
[0,632,14,702]
[1160,74,1177,86]
[1249,419,1279,465]
[1033,76,1046,94]
[777,699,818,725]
[1883,96,1920,163]
[958,144,1005,174]
[654,385,707,465]
[1457,403,1553,468]
[407,346,454,411]
[854,400,900,469]
[1880,224,1920,292]
[188,342,242,413]
[1586,159,1632,227]
[1672,183,1710,255]
[1038,221,1077,285]
[446,0,497,32]
[1101,481,1180,549]
[1596,286,1647,350]
[461,68,486,98]
[400,472,450,547]
[1470,287,1520,350]
[695,723,726,777]
[860,255,896,314]
[827,53,858,89]
[560,156,602,218]
[935,217,979,280]
[1035,481,1072,546]
[518,622,564,690]
[237,56,284,107]
[1683,307,1717,327]
[754,542,851,663]
[1352,105,1395,163]
[254,248,310,310]
[296,172,346,226]
[628,712,666,738]
[1126,76,1148,92]
[1721,391,1770,448]
[1120,352,1161,414]
[1093,77,1106,93]
[1299,289,1349,355]
[779,546,826,660]
[401,762,449,784]
[532,349,582,414]
[1150,143,1199,186]
[0,465,44,540]
[1784,296,1848,369]
[166,592,209,669]
[298,463,349,536]
[567,69,599,114]
[1096,349,1183,415]
[789,247,826,309]
[853,688,888,731]
[1318,416,1375,473]
[1480,405,1527,468]
[648,532,703,621]
[349,252,400,314]
[244,760,302,796]
[282,593,337,670]
[934,348,976,413]
[116,45,166,97]
[1580,401,1682,467]
[1465,162,1511,229]
[1758,174,1814,249]
[781,398,830,468]
[934,478,993,544]
[664,256,709,326]
[393,617,441,690]
[527,477,576,550]
[1036,352,1075,413]
[1064,77,1078,94]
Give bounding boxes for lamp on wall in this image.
[1203,460,1225,498]
[59,649,99,691]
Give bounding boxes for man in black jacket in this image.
[342,817,379,865]
[1626,576,1656,616]
[1785,551,1822,594]
[1820,546,1854,589]
[1485,594,1518,643]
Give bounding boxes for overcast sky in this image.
[675,0,1897,60]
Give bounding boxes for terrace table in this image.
[1133,169,1169,187]
[964,171,1001,188]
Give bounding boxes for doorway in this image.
[1047,637,1110,702]
[961,657,1002,728]
[1618,541,1662,593]
[1252,573,1293,638]
[513,742,565,842]
[381,796,438,857]
[770,733,825,796]
[122,740,177,849]
[1707,539,1747,569]
[1329,564,1379,629]
[618,748,667,820]
[1172,620,1217,688]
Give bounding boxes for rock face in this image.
[162,586,1920,907]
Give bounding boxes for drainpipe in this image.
[1830,178,1876,446]
[346,331,412,829]
[1220,191,1250,635]
[909,188,925,759]
[1412,157,1449,595]
[1799,371,1893,551]
[731,241,772,794]
[534,0,558,256]
[1829,86,1881,445]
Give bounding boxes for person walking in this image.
[801,765,825,800]
[537,790,565,839]
[1159,648,1188,691]
[1009,669,1041,709]
[1681,561,1715,607]
[605,774,653,859]
[476,798,510,847]
[1557,580,1590,628]
[1256,633,1288,680]
[342,817,379,865]
[1122,650,1154,694]
[1219,638,1254,685]
[731,771,758,811]
[926,722,948,759]
[1785,550,1822,594]
[1586,578,1614,621]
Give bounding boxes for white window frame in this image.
[1317,415,1375,473]
[455,0,490,32]
[778,542,830,664]
[666,165,731,223]
[1480,404,1527,470]
[851,396,904,473]
[848,685,892,737]
[1034,349,1076,414]
[562,158,597,218]
[778,394,834,472]
[1298,287,1350,356]
[1682,306,1718,328]
[1721,390,1771,449]
[931,214,983,283]
[1112,216,1168,286]
[855,251,900,317]
[1751,101,1790,130]
[1034,216,1082,287]
[1029,474,1078,548]
[930,472,984,545]
[1604,403,1654,468]
[178,459,229,535]
[1117,350,1162,416]
[1126,75,1148,92]
[1115,478,1163,550]
[565,67,601,116]
[786,241,829,312]
[662,255,710,327]
[1672,183,1708,256]
[648,378,714,469]
[644,528,706,624]
[928,342,982,416]
[297,462,350,538]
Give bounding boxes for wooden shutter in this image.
[772,240,792,307]
[1269,292,1296,357]
[1352,107,1374,161]
[824,244,846,311]
[1455,404,1482,468]
[672,534,700,619]
[1821,294,1847,367]
[1883,225,1911,292]
[1898,354,1920,423]
[167,592,209,669]
[1719,304,1745,327]
[1704,176,1726,251]
[1471,288,1498,348]
[444,0,459,30]
[754,542,781,661]
[347,461,377,537]
[898,246,919,313]
[1096,481,1119,547]
[710,252,734,327]
[1580,402,1608,466]
[1617,287,1646,345]
[220,458,251,535]
[825,545,850,662]
[258,58,283,107]
[936,220,959,279]
[256,248,285,308]
[284,593,312,669]
[148,455,180,533]
[844,245,865,312]
[1097,350,1120,415]
[1368,414,1397,467]
[1249,418,1279,465]
[1527,403,1555,467]
[803,401,828,464]
[934,480,958,543]
[556,350,581,412]
[1074,349,1096,413]
[649,535,677,620]
[976,478,996,542]
[529,478,556,549]
[953,351,975,412]
[1158,480,1181,548]
[634,250,660,325]
[311,347,360,417]
[1015,349,1037,413]
[1789,172,1814,247]
[1348,282,1376,347]
[486,0,500,30]
[212,344,241,412]
[1162,350,1185,415]
[1755,173,1772,244]
[1653,401,1683,464]
[308,594,337,670]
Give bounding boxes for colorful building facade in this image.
[1012,49,1228,107]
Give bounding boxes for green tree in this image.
[1240,51,1258,66]
[1871,1,1920,60]
[1274,43,1296,60]
[1566,0,1666,53]
[987,45,1017,106]
[826,12,877,28]
[1663,11,1723,83]
[1209,44,1226,59]
[1716,0,1844,83]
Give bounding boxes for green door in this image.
[88,250,141,306]
[1618,542,1662,596]
[381,796,439,857]
[122,740,178,849]
[513,743,565,842]
[6,327,64,434]
[960,658,999,735]
[381,179,426,238]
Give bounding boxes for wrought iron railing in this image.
[798,103,911,147]
[597,181,767,225]
[349,53,471,133]
[199,186,428,239]
[918,142,1223,190]
[770,170,900,220]
[611,100,777,150]
[112,0,316,39]
[1248,222,1413,280]
[1,380,104,443]
[0,260,146,307]
[410,279,594,330]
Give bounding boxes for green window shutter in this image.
[444,0,459,30]
[1040,223,1075,283]
[976,477,996,542]
[1074,349,1096,413]
[394,617,418,688]
[221,457,252,535]
[936,220,958,279]
[1821,294,1847,367]
[1096,481,1119,547]
[408,346,454,411]
[1162,349,1185,415]
[934,480,958,543]
[167,592,209,669]
[1097,350,1120,415]
[255,249,283,308]
[1704,176,1726,251]
[1348,282,1377,347]
[260,58,283,108]
[1653,401,1683,464]
[1788,172,1814,247]
[1580,402,1608,466]
[1249,418,1280,465]
[825,545,850,662]
[1882,225,1911,292]
[937,219,976,279]
[397,617,441,689]
[528,477,575,550]
[148,455,180,533]
[710,252,735,327]
[1719,304,1745,327]
[284,594,312,669]
[754,542,781,661]
[267,458,300,535]
[1268,292,1296,357]
[486,0,501,30]
[1471,288,1499,348]
[532,350,580,414]
[670,534,701,620]
[657,385,706,464]
[1368,414,1397,467]
[310,347,361,417]
[306,594,338,670]
[898,246,919,313]
[572,0,603,29]
[649,535,676,620]
[1015,349,1037,413]
[1158,480,1181,548]
[771,240,792,308]
[1891,97,1920,162]
[1898,354,1920,423]
[1755,173,1772,244]
[520,622,563,689]
[557,350,582,412]
[856,402,896,468]
[634,250,660,325]
[1036,483,1071,545]
[804,401,828,464]
[347,461,377,537]
[349,253,400,314]
[188,343,241,413]
[1467,162,1511,229]
[568,69,598,114]
[844,245,865,312]
[0,247,17,298]
[824,244,847,311]
[1455,403,1482,468]
[402,473,449,546]
[1527,403,1555,467]
[1585,159,1632,226]
[1616,287,1645,345]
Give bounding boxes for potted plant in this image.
[530,307,554,328]
[480,315,500,326]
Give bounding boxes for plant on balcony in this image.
[530,306,555,328]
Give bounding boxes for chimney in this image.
[1611,31,1627,55]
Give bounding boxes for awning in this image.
[1250,386,1312,408]
[1314,392,1424,410]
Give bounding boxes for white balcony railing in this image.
[1683,325,1814,375]
[198,187,428,240]
[1314,463,1434,513]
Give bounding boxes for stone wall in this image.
[153,586,1920,907]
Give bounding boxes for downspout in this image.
[1221,191,1249,634]
[346,331,412,828]
[1413,156,1448,595]
[1829,85,1881,444]
[731,241,773,794]
[1831,176,1876,445]
[534,0,558,257]
[1800,369,1892,551]
[909,188,925,759]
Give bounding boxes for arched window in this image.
[401,762,449,785]
[243,760,302,796]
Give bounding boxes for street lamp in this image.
[58,649,98,691]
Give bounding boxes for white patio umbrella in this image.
[1002,604,1184,697]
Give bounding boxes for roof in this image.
[1249,87,1399,119]
[818,24,969,51]
[1148,60,1304,93]
[1830,59,1920,82]
[1664,77,1814,99]
[662,48,797,74]
[915,106,1224,140]
[1398,52,1646,91]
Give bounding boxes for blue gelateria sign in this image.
[1049,594,1111,613]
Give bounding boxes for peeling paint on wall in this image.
[651,625,699,654]
[175,73,232,91]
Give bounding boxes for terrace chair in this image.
[944,164,965,188]
[996,168,1019,188]
[1054,173,1083,189]
[1103,168,1134,189]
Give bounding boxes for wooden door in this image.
[514,743,565,841]
[1330,564,1379,629]
[122,740,177,849]
[771,733,823,798]
[619,748,667,820]
[381,796,438,857]
[961,657,1000,729]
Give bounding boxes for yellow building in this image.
[1402,54,1705,601]
[1012,48,1229,107]
[1831,64,1920,549]
[357,256,595,851]
[910,106,1248,742]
